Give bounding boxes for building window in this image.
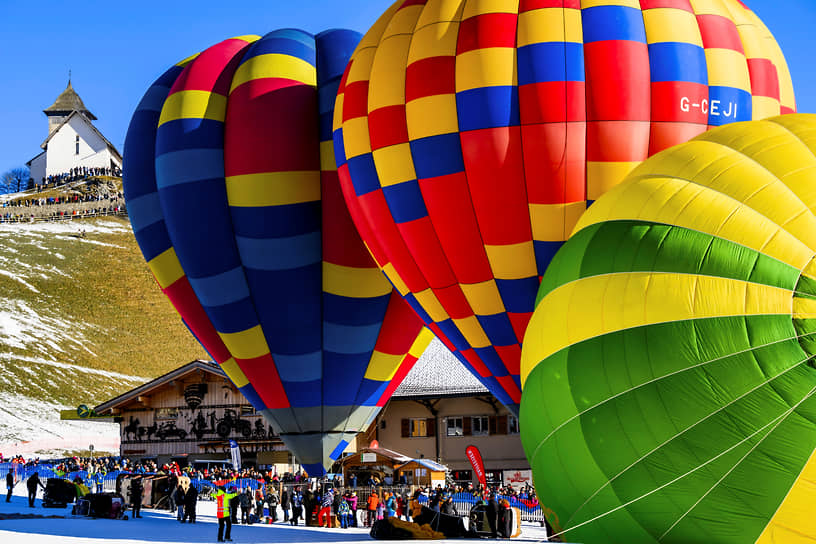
[410,418,427,437]
[472,415,489,436]
[446,416,463,436]
[508,415,520,435]
[75,135,80,155]
[155,408,178,420]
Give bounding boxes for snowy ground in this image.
[0,485,555,543]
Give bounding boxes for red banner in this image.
[465,445,486,487]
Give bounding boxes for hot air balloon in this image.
[123,28,433,476]
[520,114,816,543]
[332,0,797,414]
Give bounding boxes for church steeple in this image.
[43,78,97,135]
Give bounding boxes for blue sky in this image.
[0,0,813,176]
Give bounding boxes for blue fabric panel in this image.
[236,232,322,271]
[330,440,350,460]
[322,352,369,404]
[188,267,250,307]
[582,6,647,44]
[456,86,519,131]
[437,319,470,352]
[495,277,539,314]
[230,201,320,239]
[518,42,585,85]
[135,221,172,262]
[273,351,322,381]
[123,114,163,200]
[355,380,389,407]
[333,129,347,167]
[347,153,381,196]
[155,118,223,154]
[318,80,341,116]
[282,379,323,408]
[238,383,266,411]
[127,191,164,233]
[323,292,389,327]
[136,83,174,113]
[648,42,707,84]
[410,133,465,179]
[199,298,258,334]
[477,313,519,346]
[534,240,564,276]
[323,321,382,354]
[319,111,334,142]
[474,346,510,378]
[383,180,428,223]
[707,86,752,125]
[315,29,363,86]
[301,462,326,476]
[242,34,316,66]
[266,28,315,49]
[155,149,225,189]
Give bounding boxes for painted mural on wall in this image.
[121,405,274,444]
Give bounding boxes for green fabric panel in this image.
[535,221,801,307]
[795,274,816,299]
[522,315,816,544]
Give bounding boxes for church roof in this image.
[38,110,122,162]
[43,80,97,120]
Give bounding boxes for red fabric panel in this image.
[650,81,709,123]
[519,81,586,124]
[496,375,522,403]
[747,58,780,100]
[238,353,289,409]
[342,80,370,122]
[456,13,518,54]
[369,105,409,150]
[397,216,459,289]
[462,348,492,377]
[400,0,428,7]
[168,38,251,95]
[429,322,458,354]
[638,0,693,11]
[586,120,650,162]
[696,14,745,53]
[373,292,425,354]
[507,312,533,345]
[460,127,533,246]
[338,163,390,268]
[434,284,474,319]
[648,121,706,155]
[781,105,796,115]
[376,353,418,406]
[321,171,374,268]
[406,57,456,102]
[419,171,494,284]
[164,277,231,364]
[225,82,318,176]
[522,122,586,204]
[519,0,580,11]
[495,344,522,374]
[584,41,651,122]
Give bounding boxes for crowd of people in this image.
[3,191,124,208]
[39,166,122,188]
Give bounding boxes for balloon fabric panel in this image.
[333,0,795,416]
[521,114,816,543]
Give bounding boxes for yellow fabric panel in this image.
[320,141,335,171]
[346,46,376,86]
[575,175,815,272]
[521,272,796,385]
[461,0,518,18]
[332,93,345,134]
[383,3,424,38]
[802,257,816,285]
[517,8,583,47]
[642,8,703,47]
[409,327,436,358]
[456,48,517,92]
[769,115,816,156]
[228,35,261,44]
[369,34,411,111]
[357,0,406,51]
[218,325,269,361]
[417,0,466,29]
[793,297,816,320]
[586,161,641,201]
[406,94,459,140]
[341,117,373,159]
[460,280,507,316]
[689,0,734,18]
[408,20,460,63]
[229,54,316,94]
[414,288,451,322]
[373,144,418,187]
[225,171,320,207]
[383,262,411,296]
[148,248,185,289]
[752,96,781,121]
[323,262,393,298]
[484,241,538,280]
[176,52,201,67]
[530,201,587,242]
[364,351,404,381]
[755,446,816,544]
[220,357,250,388]
[158,91,227,126]
[581,0,640,8]
[452,315,491,348]
[704,48,751,92]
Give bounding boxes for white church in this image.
[27,80,122,184]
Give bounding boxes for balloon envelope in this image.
[521,114,816,543]
[333,0,796,415]
[123,29,432,476]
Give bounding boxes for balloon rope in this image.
[562,337,816,528]
[530,328,816,464]
[542,380,816,543]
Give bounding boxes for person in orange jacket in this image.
[366,491,379,527]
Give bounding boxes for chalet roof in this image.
[393,339,488,399]
[342,446,412,465]
[94,359,227,414]
[395,458,449,473]
[44,80,97,120]
[38,110,123,163]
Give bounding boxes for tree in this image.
[1,166,31,194]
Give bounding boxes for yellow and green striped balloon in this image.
[520,114,816,544]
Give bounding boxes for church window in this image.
[75,135,80,155]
